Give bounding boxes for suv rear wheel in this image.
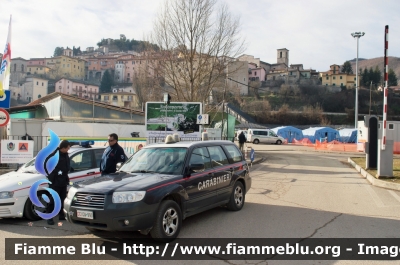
[150,200,182,242]
[227,181,245,211]
[253,139,260,144]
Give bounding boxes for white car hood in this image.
[0,171,45,191]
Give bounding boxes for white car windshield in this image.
[17,158,39,174]
[120,147,187,175]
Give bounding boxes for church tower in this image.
[277,48,289,65]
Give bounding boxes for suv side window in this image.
[269,131,277,137]
[223,144,243,163]
[94,149,104,167]
[70,150,93,172]
[189,147,211,169]
[207,146,229,167]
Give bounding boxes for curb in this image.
[348,158,400,191]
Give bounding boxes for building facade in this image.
[56,78,99,100]
[100,92,139,109]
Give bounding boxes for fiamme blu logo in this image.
[29,129,62,220]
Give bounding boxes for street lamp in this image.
[351,31,365,128]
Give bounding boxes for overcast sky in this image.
[1,0,399,72]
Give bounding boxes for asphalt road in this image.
[1,144,400,265]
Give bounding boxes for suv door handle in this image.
[86,171,95,175]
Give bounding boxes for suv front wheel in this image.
[150,200,182,242]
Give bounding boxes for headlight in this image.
[0,191,14,199]
[66,187,77,200]
[112,191,146,203]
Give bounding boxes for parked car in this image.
[0,142,106,220]
[64,138,251,242]
[247,128,284,144]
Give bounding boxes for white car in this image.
[0,143,106,220]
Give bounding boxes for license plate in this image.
[76,210,93,219]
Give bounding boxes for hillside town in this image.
[3,42,363,109]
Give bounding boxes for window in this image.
[333,76,336,80]
[389,124,394,130]
[224,145,242,162]
[104,96,109,100]
[269,131,278,137]
[189,147,212,170]
[94,149,104,167]
[354,77,356,81]
[378,123,381,129]
[207,146,229,167]
[70,151,94,172]
[326,77,329,80]
[333,83,336,86]
[340,76,343,79]
[14,64,16,72]
[36,81,38,85]
[38,94,41,98]
[128,96,133,101]
[341,83,344,86]
[113,96,118,100]
[59,86,61,89]
[42,82,44,86]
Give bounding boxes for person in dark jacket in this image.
[100,133,127,176]
[238,131,247,153]
[46,140,71,225]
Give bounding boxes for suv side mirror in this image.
[116,162,122,171]
[189,163,205,173]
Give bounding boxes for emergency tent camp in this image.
[271,126,303,143]
[339,128,357,143]
[302,127,339,143]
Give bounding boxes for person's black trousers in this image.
[47,185,67,219]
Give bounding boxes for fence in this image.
[0,136,235,170]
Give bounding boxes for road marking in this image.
[365,186,385,207]
[388,190,400,204]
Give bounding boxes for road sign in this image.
[250,148,255,162]
[0,108,10,127]
[197,114,209,124]
[0,90,11,109]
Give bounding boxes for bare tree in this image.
[132,49,164,108]
[151,0,245,102]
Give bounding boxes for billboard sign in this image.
[1,140,34,163]
[146,102,202,138]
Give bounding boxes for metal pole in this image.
[382,25,389,150]
[355,36,359,129]
[165,103,167,133]
[369,81,372,115]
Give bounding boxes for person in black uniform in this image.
[100,133,127,176]
[46,140,71,225]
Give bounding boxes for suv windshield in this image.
[120,147,187,175]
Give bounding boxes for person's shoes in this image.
[47,219,54,225]
[59,216,66,221]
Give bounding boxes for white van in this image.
[247,129,284,145]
